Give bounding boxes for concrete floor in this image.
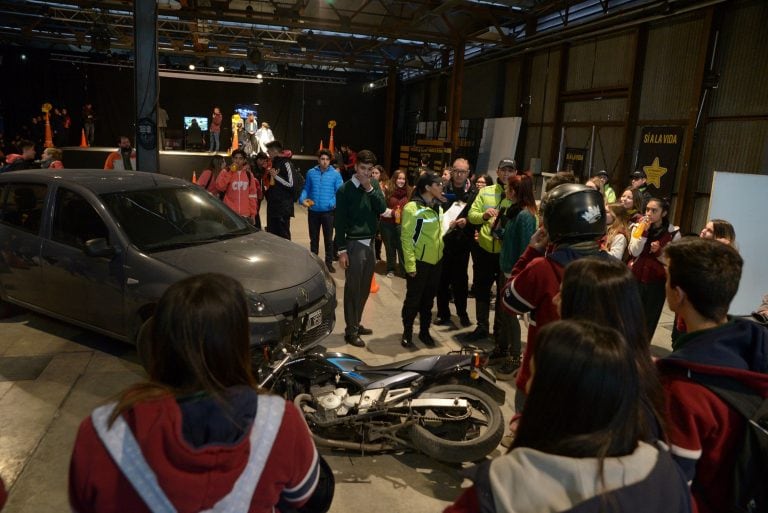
[0,206,676,513]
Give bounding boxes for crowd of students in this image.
[0,144,765,513]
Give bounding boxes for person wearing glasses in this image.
[400,172,445,348]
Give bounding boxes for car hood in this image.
[151,232,320,293]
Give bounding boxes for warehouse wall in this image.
[399,0,768,231]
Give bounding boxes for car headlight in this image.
[246,291,271,317]
[310,252,336,297]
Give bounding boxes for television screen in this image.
[234,103,258,120]
[183,116,208,131]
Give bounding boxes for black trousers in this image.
[639,279,666,340]
[436,243,471,319]
[267,215,291,240]
[402,260,443,331]
[344,240,376,336]
[308,210,335,265]
[472,247,501,333]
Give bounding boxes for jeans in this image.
[379,222,403,273]
[308,210,335,265]
[209,131,220,152]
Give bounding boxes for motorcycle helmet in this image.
[541,183,606,243]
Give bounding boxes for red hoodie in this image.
[215,165,259,218]
[69,393,319,513]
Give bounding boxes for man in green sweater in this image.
[334,150,389,347]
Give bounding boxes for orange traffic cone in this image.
[318,139,324,151]
[192,171,197,184]
[230,130,239,154]
[370,275,379,293]
[80,128,88,148]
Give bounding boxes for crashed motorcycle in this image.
[256,320,505,464]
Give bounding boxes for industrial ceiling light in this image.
[256,73,263,79]
[189,64,196,70]
[218,65,225,72]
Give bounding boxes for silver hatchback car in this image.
[0,169,336,350]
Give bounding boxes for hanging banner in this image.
[636,126,684,198]
[564,147,587,180]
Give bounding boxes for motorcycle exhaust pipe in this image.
[311,434,391,452]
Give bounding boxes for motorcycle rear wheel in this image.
[409,384,504,463]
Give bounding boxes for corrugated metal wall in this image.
[524,49,560,168]
[565,32,634,91]
[693,121,768,227]
[638,15,706,122]
[562,98,627,123]
[527,49,561,124]
[708,1,768,117]
[396,0,766,230]
[462,60,501,118]
[503,59,523,117]
[691,0,768,231]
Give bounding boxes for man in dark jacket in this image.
[435,158,475,327]
[658,237,768,513]
[265,140,295,240]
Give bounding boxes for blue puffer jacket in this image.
[299,165,343,212]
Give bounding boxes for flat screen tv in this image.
[183,116,208,131]
[234,103,258,120]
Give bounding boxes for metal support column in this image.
[384,66,398,171]
[134,1,159,172]
[449,41,465,149]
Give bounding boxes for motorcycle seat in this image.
[354,355,442,373]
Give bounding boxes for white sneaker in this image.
[386,271,394,278]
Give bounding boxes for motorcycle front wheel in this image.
[409,384,504,463]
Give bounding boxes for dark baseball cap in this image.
[498,158,517,169]
[631,170,646,179]
[595,169,609,178]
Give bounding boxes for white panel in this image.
[476,117,523,179]
[708,171,768,315]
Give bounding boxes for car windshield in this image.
[101,186,253,251]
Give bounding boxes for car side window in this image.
[52,188,109,249]
[0,183,47,234]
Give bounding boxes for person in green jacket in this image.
[400,172,445,348]
[462,158,517,344]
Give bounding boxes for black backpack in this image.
[691,371,768,513]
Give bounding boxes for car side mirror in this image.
[84,238,116,258]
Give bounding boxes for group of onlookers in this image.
[2,140,765,513]
[54,152,766,513]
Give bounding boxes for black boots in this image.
[419,330,436,347]
[401,328,414,348]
